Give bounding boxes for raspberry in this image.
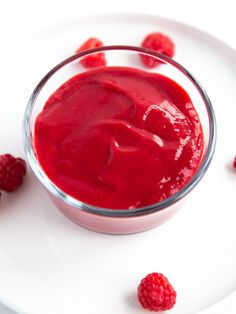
[141,32,175,68]
[76,37,106,68]
[138,273,176,311]
[233,156,236,170]
[0,154,26,192]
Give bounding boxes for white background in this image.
[0,0,236,313]
[1,0,236,54]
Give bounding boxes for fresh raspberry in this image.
[0,154,26,192]
[233,156,236,170]
[141,32,175,68]
[76,37,106,68]
[138,273,176,311]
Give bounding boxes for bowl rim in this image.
[22,45,216,217]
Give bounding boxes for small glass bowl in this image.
[23,46,216,234]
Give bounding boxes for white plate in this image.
[0,13,236,314]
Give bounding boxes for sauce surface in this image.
[35,66,204,209]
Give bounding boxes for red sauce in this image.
[34,66,204,209]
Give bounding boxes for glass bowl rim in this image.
[22,45,216,217]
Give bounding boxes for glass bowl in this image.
[23,46,216,234]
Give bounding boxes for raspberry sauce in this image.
[34,66,204,209]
